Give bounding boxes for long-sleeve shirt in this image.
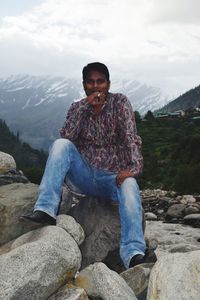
[60,92,143,176]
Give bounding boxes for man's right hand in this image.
[86,92,106,107]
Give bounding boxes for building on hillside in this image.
[155,110,185,119]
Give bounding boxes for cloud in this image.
[0,0,200,97]
[147,0,200,25]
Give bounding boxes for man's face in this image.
[83,70,110,96]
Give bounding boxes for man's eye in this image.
[85,79,106,85]
[86,80,93,84]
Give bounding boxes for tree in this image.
[144,110,155,121]
[134,111,142,123]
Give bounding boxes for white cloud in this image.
[0,0,200,97]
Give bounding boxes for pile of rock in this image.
[0,151,29,186]
[142,189,200,227]
[1,214,200,300]
[1,152,200,299]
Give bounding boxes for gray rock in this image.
[169,243,200,253]
[185,205,199,215]
[184,213,200,220]
[145,212,157,220]
[180,195,196,204]
[0,226,81,300]
[68,197,121,270]
[0,182,41,245]
[0,170,29,186]
[56,214,85,246]
[145,221,200,257]
[75,262,137,300]
[48,284,89,300]
[184,213,200,227]
[68,196,145,271]
[120,263,154,297]
[0,183,73,246]
[147,251,200,300]
[157,209,164,215]
[166,204,186,219]
[0,152,16,174]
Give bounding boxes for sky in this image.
[0,0,200,99]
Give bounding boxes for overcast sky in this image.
[0,0,200,98]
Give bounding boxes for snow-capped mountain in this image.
[0,75,170,150]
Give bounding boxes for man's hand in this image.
[116,170,134,187]
[86,92,106,107]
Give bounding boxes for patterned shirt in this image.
[60,92,143,176]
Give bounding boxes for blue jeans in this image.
[34,138,146,268]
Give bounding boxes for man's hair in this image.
[82,62,110,82]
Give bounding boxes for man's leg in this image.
[116,177,146,268]
[20,138,95,223]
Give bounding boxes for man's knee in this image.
[50,138,75,155]
[121,177,139,191]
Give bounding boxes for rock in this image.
[147,251,200,300]
[48,284,89,300]
[166,204,186,219]
[185,205,199,215]
[120,263,154,298]
[68,197,121,270]
[0,226,81,300]
[56,214,85,246]
[0,169,29,186]
[145,221,200,257]
[68,196,145,271]
[179,195,196,204]
[184,214,200,227]
[145,212,157,220]
[0,183,73,246]
[0,152,16,174]
[75,262,137,300]
[169,244,200,253]
[0,182,41,245]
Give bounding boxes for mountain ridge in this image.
[0,74,170,150]
[157,84,200,113]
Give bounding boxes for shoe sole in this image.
[18,216,55,226]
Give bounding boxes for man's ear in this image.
[82,81,86,90]
[108,80,111,90]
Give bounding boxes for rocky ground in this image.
[0,151,200,300]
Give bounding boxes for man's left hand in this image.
[116,170,134,187]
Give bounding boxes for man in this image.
[20,62,157,269]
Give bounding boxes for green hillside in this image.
[1,116,200,194]
[159,84,200,112]
[137,115,200,193]
[0,119,47,183]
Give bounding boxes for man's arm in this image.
[60,92,107,141]
[116,95,143,186]
[60,99,89,141]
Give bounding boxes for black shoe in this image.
[19,210,56,225]
[129,248,157,268]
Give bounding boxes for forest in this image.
[1,115,200,194]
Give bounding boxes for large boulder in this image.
[0,183,71,246]
[0,151,16,174]
[0,182,40,245]
[121,263,154,299]
[75,262,137,300]
[0,226,82,300]
[68,196,121,270]
[68,195,145,271]
[56,214,85,246]
[147,250,200,300]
